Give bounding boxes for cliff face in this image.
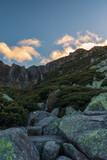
[0,46,107,88]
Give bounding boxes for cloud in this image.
[86,30,102,42]
[0,42,40,62]
[56,34,74,45]
[50,47,75,60]
[41,58,51,64]
[49,31,107,61]
[18,39,41,47]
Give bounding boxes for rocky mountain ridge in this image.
[0,45,107,88]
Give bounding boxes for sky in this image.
[0,0,107,67]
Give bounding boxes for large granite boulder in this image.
[59,114,107,160]
[42,141,60,160]
[0,128,40,160]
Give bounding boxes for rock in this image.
[84,93,107,113]
[29,135,66,145]
[45,89,60,111]
[2,93,13,101]
[65,106,75,115]
[0,127,40,160]
[27,111,51,126]
[63,143,88,160]
[35,116,57,128]
[59,114,107,160]
[51,108,59,116]
[75,129,107,160]
[26,126,42,136]
[42,141,60,160]
[56,156,72,160]
[37,102,45,110]
[43,118,61,136]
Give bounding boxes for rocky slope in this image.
[0,93,107,160]
[0,45,107,88]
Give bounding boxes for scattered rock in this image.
[63,143,88,160]
[42,141,60,160]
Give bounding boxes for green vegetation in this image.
[0,47,107,128]
[0,93,28,129]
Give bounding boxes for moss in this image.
[0,136,17,160]
[78,129,107,157]
[30,118,36,126]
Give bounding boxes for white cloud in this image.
[18,39,41,47]
[0,42,40,62]
[86,30,102,42]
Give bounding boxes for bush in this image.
[0,97,28,129]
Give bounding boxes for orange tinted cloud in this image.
[19,39,41,47]
[56,34,74,45]
[41,58,51,64]
[0,42,40,62]
[50,47,75,60]
[50,31,107,61]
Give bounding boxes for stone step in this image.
[29,135,66,145]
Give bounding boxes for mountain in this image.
[0,45,107,88]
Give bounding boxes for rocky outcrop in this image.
[0,45,106,88]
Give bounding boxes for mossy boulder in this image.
[59,114,107,160]
[0,128,40,160]
[84,93,107,113]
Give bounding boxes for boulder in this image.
[51,108,59,116]
[43,118,61,136]
[84,93,107,113]
[26,126,42,136]
[56,156,72,160]
[59,114,107,160]
[0,128,40,160]
[42,141,60,160]
[35,116,57,128]
[63,143,88,160]
[27,111,51,126]
[29,135,65,146]
[65,106,75,115]
[45,89,60,111]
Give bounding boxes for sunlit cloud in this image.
[18,39,41,47]
[40,58,51,64]
[0,42,40,62]
[56,34,74,45]
[50,47,75,60]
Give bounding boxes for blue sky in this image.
[0,0,107,67]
